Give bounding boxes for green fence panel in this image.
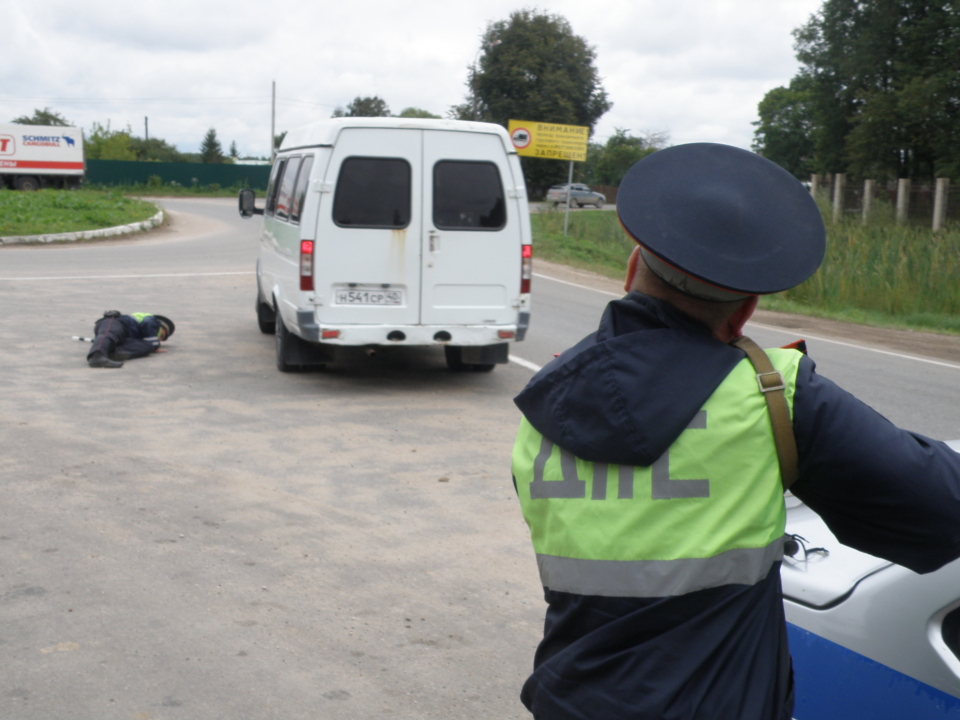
[86,160,271,190]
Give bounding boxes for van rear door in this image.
[420,130,522,326]
[314,128,422,326]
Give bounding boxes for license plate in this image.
[335,289,403,306]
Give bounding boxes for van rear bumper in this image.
[293,317,520,347]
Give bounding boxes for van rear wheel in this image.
[256,295,276,334]
[445,346,496,372]
[275,314,300,372]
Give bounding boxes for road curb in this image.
[0,208,165,246]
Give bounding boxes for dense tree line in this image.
[754,0,960,181]
[11,109,245,164]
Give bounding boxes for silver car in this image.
[783,442,960,718]
[545,183,606,208]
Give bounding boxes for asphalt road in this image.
[4,198,960,719]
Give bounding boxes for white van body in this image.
[0,123,85,190]
[247,117,532,371]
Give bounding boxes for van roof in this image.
[279,117,517,154]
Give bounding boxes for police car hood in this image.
[515,292,745,467]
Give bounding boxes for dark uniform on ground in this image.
[511,144,960,720]
[87,311,175,368]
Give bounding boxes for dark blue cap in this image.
[617,143,826,296]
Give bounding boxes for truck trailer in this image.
[0,123,84,190]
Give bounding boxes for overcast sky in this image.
[3,0,823,158]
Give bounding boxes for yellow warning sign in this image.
[508,120,588,162]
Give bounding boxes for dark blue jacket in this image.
[514,292,960,720]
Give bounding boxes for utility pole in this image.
[144,117,149,141]
[271,81,276,164]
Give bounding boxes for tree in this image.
[397,107,441,118]
[778,0,960,180]
[11,108,71,126]
[454,9,612,192]
[331,96,391,118]
[199,128,225,164]
[589,129,664,186]
[128,136,186,163]
[752,76,816,179]
[85,121,136,161]
[274,131,287,152]
[229,141,239,159]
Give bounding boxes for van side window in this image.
[291,156,314,224]
[433,161,506,230]
[333,157,411,229]
[265,159,286,217]
[275,156,302,222]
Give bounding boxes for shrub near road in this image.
[0,189,158,237]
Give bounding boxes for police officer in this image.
[87,311,175,368]
[511,143,960,719]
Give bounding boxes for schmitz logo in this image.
[0,135,14,155]
[23,135,62,148]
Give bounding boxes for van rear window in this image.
[433,161,505,230]
[333,157,411,228]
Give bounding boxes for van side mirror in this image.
[239,189,263,218]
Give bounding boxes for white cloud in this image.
[1,0,823,157]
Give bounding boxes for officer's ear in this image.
[724,295,759,342]
[624,247,642,293]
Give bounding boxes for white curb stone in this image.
[0,209,164,245]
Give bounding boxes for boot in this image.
[89,352,123,369]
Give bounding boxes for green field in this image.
[531,207,960,335]
[0,189,159,237]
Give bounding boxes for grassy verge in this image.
[531,208,636,277]
[531,207,960,336]
[0,189,159,237]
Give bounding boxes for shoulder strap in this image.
[731,336,800,491]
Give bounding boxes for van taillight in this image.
[521,244,532,294]
[300,240,314,291]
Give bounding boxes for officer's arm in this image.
[790,354,960,574]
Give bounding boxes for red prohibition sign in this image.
[511,127,532,149]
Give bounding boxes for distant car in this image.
[783,441,960,719]
[545,183,605,208]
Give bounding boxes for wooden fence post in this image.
[810,174,820,198]
[832,173,846,223]
[896,178,911,225]
[862,179,875,224]
[933,178,950,231]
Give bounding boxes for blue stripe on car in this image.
[788,623,960,718]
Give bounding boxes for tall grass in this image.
[768,195,960,332]
[531,205,960,334]
[531,208,635,276]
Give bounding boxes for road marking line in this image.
[748,321,960,371]
[0,271,254,281]
[534,272,620,297]
[509,355,543,373]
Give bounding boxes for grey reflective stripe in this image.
[593,464,608,500]
[536,537,785,598]
[651,410,709,499]
[591,464,635,500]
[531,435,586,499]
[618,464,634,499]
